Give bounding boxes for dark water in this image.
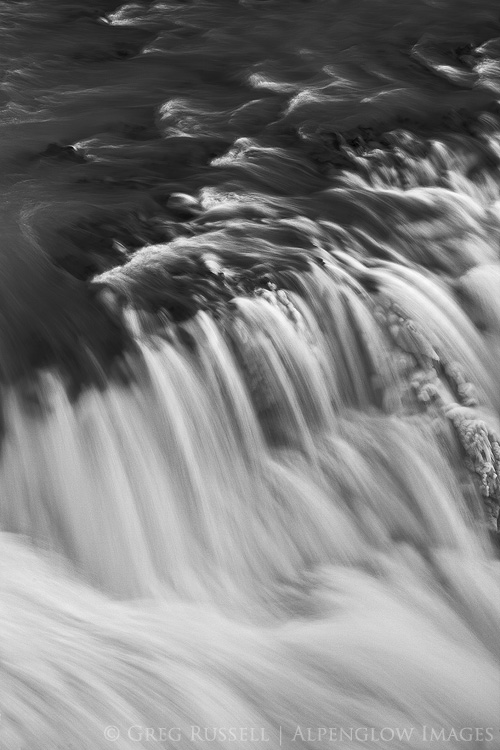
[1,1,500,748]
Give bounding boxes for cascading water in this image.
[1,1,500,748]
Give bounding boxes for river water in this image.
[1,1,500,748]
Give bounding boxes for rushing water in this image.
[2,1,500,748]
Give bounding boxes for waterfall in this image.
[1,0,500,748]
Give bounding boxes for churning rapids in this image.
[2,0,500,748]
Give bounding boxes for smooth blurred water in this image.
[1,1,500,748]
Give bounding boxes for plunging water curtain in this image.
[1,1,500,749]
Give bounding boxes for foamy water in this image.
[1,1,500,748]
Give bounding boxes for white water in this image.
[1,1,500,749]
